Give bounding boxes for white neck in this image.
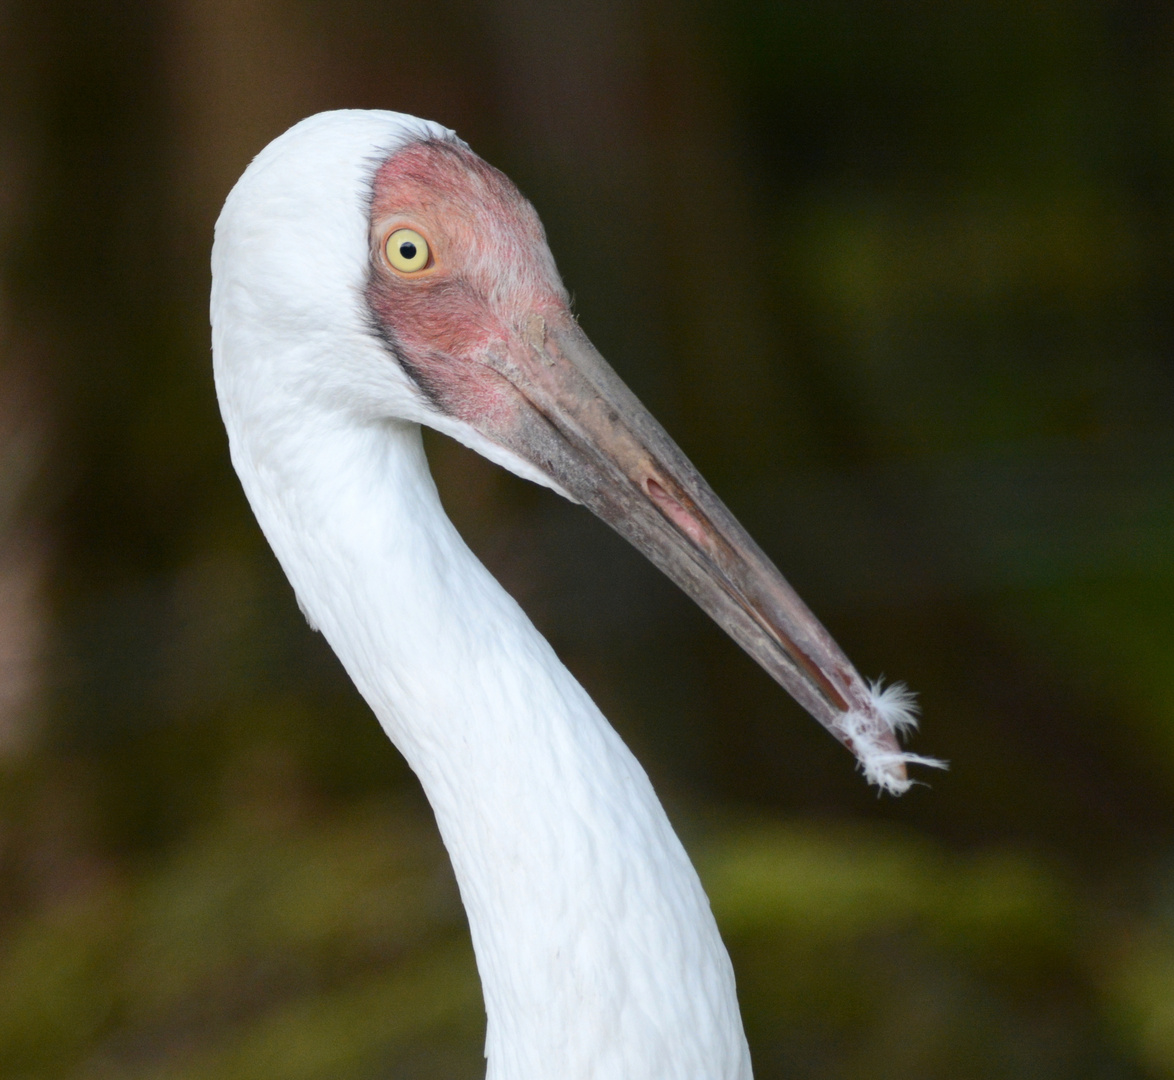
[222,388,752,1078]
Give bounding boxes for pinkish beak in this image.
[476,311,940,793]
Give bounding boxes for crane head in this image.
[214,111,942,793]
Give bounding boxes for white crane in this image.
[211,110,939,1080]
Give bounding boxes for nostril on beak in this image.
[644,478,710,549]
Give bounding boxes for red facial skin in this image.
[366,139,571,434]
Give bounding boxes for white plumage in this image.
[211,110,938,1079]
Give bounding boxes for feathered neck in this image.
[217,389,753,1079]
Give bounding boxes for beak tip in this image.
[840,680,948,796]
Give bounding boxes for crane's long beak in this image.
[482,313,941,794]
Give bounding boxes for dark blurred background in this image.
[0,0,1172,1076]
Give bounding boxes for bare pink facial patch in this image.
[365,139,569,429]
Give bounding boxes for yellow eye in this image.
[385,228,430,273]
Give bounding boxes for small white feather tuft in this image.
[841,679,947,796]
[867,678,921,733]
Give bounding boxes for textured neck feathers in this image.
[218,384,752,1078]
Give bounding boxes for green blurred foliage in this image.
[0,0,1173,1076]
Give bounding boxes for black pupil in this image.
[399,241,417,261]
